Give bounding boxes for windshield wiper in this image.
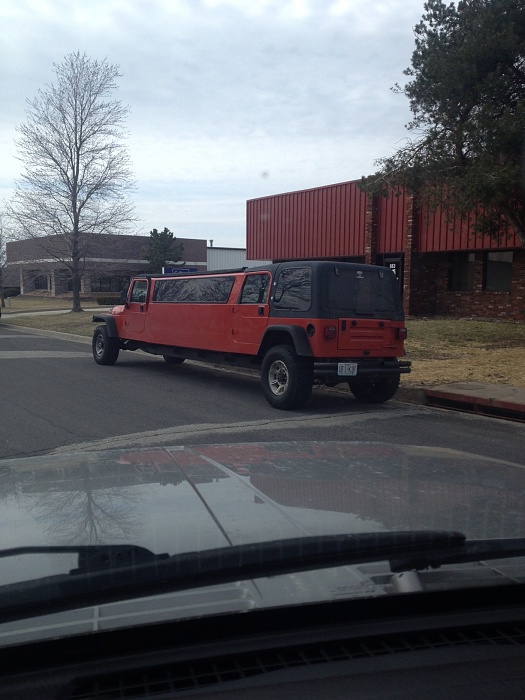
[0,531,524,625]
[0,545,169,573]
[390,536,525,572]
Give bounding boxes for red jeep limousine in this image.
[92,260,410,409]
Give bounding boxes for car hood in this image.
[0,441,524,645]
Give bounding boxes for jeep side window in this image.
[273,268,311,310]
[153,276,235,303]
[240,274,270,304]
[130,280,148,303]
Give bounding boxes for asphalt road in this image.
[1,324,525,465]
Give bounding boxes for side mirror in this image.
[120,289,128,303]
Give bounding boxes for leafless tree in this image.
[28,475,144,547]
[7,52,136,312]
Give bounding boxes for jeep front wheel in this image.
[348,374,400,403]
[261,345,313,409]
[92,325,120,365]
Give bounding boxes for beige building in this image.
[5,234,208,296]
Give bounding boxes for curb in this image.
[425,382,525,422]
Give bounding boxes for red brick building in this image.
[247,180,524,321]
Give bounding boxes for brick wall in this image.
[406,253,439,316]
[364,195,376,265]
[408,249,525,320]
[402,193,416,315]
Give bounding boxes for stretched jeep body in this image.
[92,260,410,409]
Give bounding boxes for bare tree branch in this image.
[7,52,137,311]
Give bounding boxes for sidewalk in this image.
[399,382,525,423]
[1,307,112,317]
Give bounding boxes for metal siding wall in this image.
[246,181,367,259]
[376,189,406,254]
[247,182,523,260]
[207,248,244,269]
[417,207,520,252]
[207,247,272,269]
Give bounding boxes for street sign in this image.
[162,267,198,274]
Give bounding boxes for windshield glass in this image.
[1,0,525,657]
[0,441,524,645]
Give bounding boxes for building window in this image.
[483,251,513,292]
[91,276,129,293]
[34,275,49,291]
[448,253,475,291]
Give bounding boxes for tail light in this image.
[324,325,337,340]
[397,327,408,341]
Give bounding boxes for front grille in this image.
[69,622,525,699]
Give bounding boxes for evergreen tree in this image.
[362,0,525,244]
[147,227,184,273]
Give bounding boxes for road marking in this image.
[51,406,426,453]
[0,351,90,358]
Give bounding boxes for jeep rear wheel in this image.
[92,325,120,365]
[261,345,313,409]
[348,374,400,403]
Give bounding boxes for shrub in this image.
[2,288,21,298]
[96,295,121,305]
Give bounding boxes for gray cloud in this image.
[1,0,424,246]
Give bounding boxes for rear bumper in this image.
[313,359,411,378]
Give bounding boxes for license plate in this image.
[338,362,358,377]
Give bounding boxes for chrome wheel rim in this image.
[268,359,289,396]
[95,334,105,358]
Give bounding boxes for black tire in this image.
[348,374,400,404]
[92,325,120,365]
[260,345,313,409]
[163,355,185,365]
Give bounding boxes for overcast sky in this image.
[1,0,426,248]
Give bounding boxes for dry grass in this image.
[404,319,525,387]
[2,296,74,313]
[2,304,525,387]
[3,311,97,336]
[1,296,108,336]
